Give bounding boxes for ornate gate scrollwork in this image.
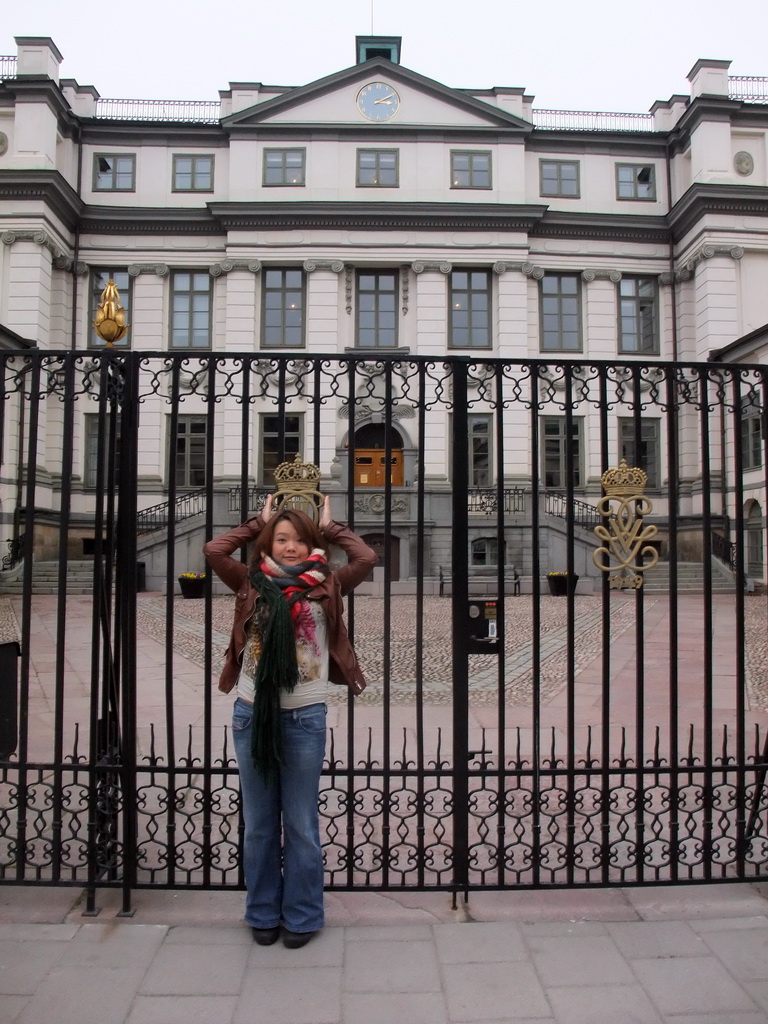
[593,460,659,589]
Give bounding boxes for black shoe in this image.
[282,929,317,949]
[251,926,280,945]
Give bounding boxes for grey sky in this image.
[3,0,768,112]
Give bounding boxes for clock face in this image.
[357,82,400,122]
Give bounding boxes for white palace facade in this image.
[0,35,766,589]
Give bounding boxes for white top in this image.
[236,598,329,708]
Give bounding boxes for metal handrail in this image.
[94,98,221,122]
[137,487,207,535]
[544,491,602,529]
[0,56,17,79]
[467,488,526,515]
[729,76,768,102]
[532,109,655,132]
[712,531,737,572]
[228,485,269,515]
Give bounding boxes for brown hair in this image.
[250,509,327,570]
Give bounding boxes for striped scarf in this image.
[248,549,329,779]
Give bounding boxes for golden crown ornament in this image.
[600,459,648,498]
[272,455,323,521]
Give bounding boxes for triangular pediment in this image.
[222,58,532,133]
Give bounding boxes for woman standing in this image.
[203,494,376,948]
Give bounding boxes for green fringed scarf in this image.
[248,549,329,780]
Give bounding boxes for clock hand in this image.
[374,94,396,104]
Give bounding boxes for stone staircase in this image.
[0,560,96,595]
[0,557,740,597]
[642,559,736,594]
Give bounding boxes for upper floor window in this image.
[541,416,583,489]
[89,269,131,348]
[262,268,305,348]
[449,269,491,349]
[170,271,212,349]
[469,415,492,487]
[263,149,305,186]
[539,160,580,198]
[173,416,207,489]
[173,155,214,192]
[619,417,661,489]
[742,398,764,471]
[94,154,135,191]
[618,277,658,354]
[540,274,581,352]
[356,270,398,348]
[451,151,491,189]
[357,149,399,187]
[616,163,655,201]
[261,413,303,486]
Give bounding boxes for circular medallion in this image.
[734,151,754,176]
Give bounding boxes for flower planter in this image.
[547,573,579,596]
[178,576,206,599]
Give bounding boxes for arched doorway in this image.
[352,424,404,487]
[746,500,764,580]
[362,533,400,582]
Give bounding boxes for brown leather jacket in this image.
[203,516,377,695]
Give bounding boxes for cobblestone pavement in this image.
[136,590,768,708]
[137,592,644,706]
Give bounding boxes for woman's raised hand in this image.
[262,493,275,520]
[319,495,332,530]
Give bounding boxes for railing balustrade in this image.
[712,530,737,572]
[137,487,207,535]
[467,487,526,515]
[93,98,221,122]
[544,490,603,529]
[532,109,655,132]
[729,76,768,102]
[0,58,765,120]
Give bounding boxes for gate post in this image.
[450,360,470,902]
[115,352,139,915]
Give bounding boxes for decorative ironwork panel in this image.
[0,352,766,912]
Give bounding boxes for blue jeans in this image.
[232,698,326,933]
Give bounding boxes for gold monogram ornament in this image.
[593,460,659,589]
[272,455,323,521]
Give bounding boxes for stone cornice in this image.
[0,169,83,231]
[669,183,768,243]
[80,206,220,235]
[207,201,548,232]
[532,210,670,244]
[527,133,667,157]
[77,123,228,147]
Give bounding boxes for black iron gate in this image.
[0,351,766,912]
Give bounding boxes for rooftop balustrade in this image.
[1,57,767,125]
